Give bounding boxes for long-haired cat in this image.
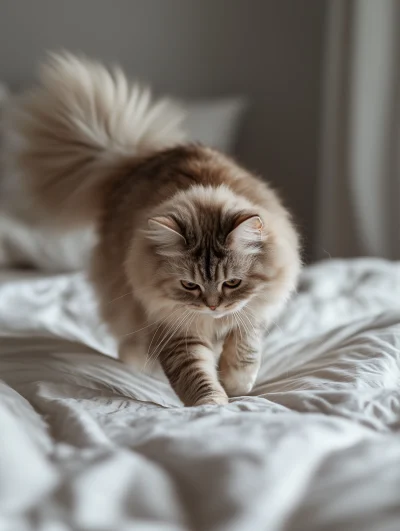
[5,53,301,406]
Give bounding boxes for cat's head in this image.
[138,185,280,318]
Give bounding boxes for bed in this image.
[1,257,400,531]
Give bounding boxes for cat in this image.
[4,53,301,406]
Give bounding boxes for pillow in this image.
[0,83,247,272]
[182,97,247,154]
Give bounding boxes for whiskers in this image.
[119,306,181,340]
[106,290,133,305]
[231,305,261,339]
[143,308,197,371]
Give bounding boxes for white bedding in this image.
[1,258,400,531]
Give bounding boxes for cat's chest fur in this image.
[193,314,233,345]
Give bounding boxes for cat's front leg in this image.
[219,327,262,397]
[158,334,228,407]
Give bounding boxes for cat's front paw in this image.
[220,363,258,397]
[193,393,229,407]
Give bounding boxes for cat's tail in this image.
[4,52,185,226]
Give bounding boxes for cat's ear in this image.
[227,214,265,252]
[147,216,186,251]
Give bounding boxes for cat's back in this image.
[97,143,288,267]
[101,144,280,223]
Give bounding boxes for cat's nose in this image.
[205,296,219,310]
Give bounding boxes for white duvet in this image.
[1,258,400,531]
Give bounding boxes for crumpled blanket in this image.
[1,258,399,531]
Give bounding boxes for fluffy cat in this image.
[4,53,301,406]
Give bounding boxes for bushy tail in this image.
[3,52,185,226]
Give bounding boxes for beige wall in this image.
[0,0,326,259]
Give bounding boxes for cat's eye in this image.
[223,278,242,289]
[181,280,199,290]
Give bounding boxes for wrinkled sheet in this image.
[0,258,400,531]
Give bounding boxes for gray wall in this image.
[0,0,326,259]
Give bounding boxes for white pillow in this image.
[182,97,247,153]
[0,83,247,272]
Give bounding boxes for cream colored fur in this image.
[2,52,185,225]
[5,53,301,406]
